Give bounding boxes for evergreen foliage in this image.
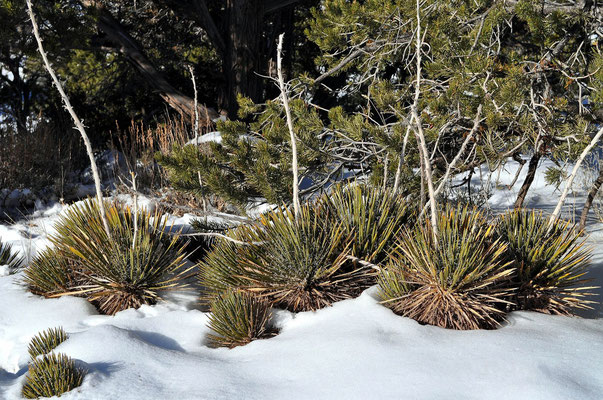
[305,0,601,202]
[23,200,191,315]
[199,203,374,312]
[495,209,595,315]
[158,97,334,207]
[206,290,276,348]
[28,327,68,359]
[22,353,86,399]
[379,206,513,330]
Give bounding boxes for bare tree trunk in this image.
[550,125,603,228]
[579,164,603,231]
[224,0,265,116]
[277,33,300,219]
[411,0,438,241]
[418,105,483,218]
[188,65,200,140]
[131,172,138,249]
[27,0,111,237]
[514,152,541,209]
[393,125,410,193]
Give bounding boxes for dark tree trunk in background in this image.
[81,0,303,119]
[514,152,541,209]
[223,0,265,116]
[3,57,32,135]
[82,1,218,122]
[579,165,603,231]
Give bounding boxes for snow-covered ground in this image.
[0,158,602,399]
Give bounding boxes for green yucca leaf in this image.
[207,290,276,348]
[379,206,514,330]
[495,209,596,315]
[23,200,192,315]
[22,353,86,399]
[199,203,373,312]
[317,183,414,264]
[28,327,68,359]
[0,238,24,272]
[23,247,84,297]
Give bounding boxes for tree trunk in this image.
[579,165,603,231]
[83,1,218,122]
[514,152,541,209]
[223,0,265,116]
[27,0,112,238]
[549,125,603,228]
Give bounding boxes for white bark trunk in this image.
[26,0,111,238]
[411,0,438,241]
[418,105,483,218]
[277,33,301,219]
[549,125,603,229]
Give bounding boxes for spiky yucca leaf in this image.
[23,200,191,315]
[23,247,84,297]
[495,210,595,315]
[207,290,276,348]
[55,200,191,315]
[28,327,68,359]
[318,183,413,264]
[379,206,513,330]
[0,238,23,271]
[22,353,86,399]
[199,204,373,312]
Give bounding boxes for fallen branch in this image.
[345,255,381,272]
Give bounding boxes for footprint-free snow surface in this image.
[1,159,602,399]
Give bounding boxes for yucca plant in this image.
[379,206,513,330]
[495,210,595,315]
[22,353,86,399]
[318,183,413,264]
[28,327,68,359]
[0,238,23,272]
[23,247,84,297]
[199,204,373,312]
[207,290,276,348]
[23,200,191,315]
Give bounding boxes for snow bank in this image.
[0,284,601,400]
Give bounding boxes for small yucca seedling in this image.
[0,238,24,272]
[22,353,86,399]
[207,290,276,348]
[318,183,413,264]
[28,327,68,359]
[495,210,595,315]
[199,204,373,312]
[379,206,513,330]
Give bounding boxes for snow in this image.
[186,131,258,146]
[0,158,602,399]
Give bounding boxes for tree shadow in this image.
[83,361,121,377]
[131,330,186,352]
